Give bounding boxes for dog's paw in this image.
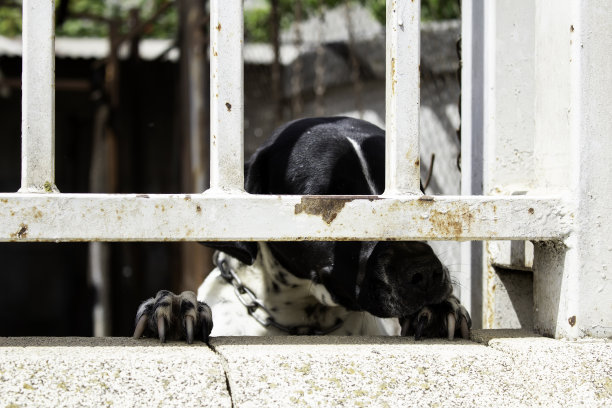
[133,290,213,344]
[400,295,472,340]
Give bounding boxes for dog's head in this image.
[204,117,452,318]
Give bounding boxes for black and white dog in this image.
[134,117,471,342]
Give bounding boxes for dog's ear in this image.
[244,148,268,194]
[200,241,259,265]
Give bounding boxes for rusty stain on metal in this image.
[428,207,474,237]
[196,205,202,213]
[485,242,496,328]
[11,223,28,239]
[568,315,576,327]
[225,102,232,112]
[294,197,354,224]
[419,195,435,202]
[216,23,222,31]
[391,57,397,95]
[528,207,534,214]
[184,195,191,201]
[136,194,149,198]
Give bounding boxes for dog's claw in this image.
[202,322,210,343]
[133,314,148,339]
[460,315,470,339]
[400,317,411,337]
[134,290,212,343]
[447,313,456,340]
[157,315,166,343]
[401,295,471,341]
[414,313,429,341]
[185,315,194,344]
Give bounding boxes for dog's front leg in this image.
[133,290,213,343]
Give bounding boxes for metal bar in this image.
[532,0,612,340]
[460,0,486,329]
[384,0,421,195]
[0,194,571,242]
[20,0,57,193]
[209,0,244,191]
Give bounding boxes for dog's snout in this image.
[355,242,453,317]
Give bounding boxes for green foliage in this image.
[0,0,459,39]
[58,0,107,37]
[365,0,385,25]
[244,0,460,43]
[421,0,460,21]
[245,7,271,43]
[0,0,177,38]
[364,0,460,24]
[0,3,21,37]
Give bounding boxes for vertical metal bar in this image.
[209,0,244,192]
[20,0,57,193]
[384,0,421,195]
[533,0,612,339]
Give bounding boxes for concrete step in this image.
[1,331,610,407]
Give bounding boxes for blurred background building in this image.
[0,0,461,336]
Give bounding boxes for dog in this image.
[133,116,471,342]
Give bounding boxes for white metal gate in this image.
[0,0,610,339]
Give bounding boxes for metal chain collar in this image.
[215,252,343,335]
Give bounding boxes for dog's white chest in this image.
[197,244,400,337]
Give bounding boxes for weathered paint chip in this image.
[294,197,353,224]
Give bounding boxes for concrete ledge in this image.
[0,338,231,407]
[1,332,610,407]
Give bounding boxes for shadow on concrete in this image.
[0,329,544,348]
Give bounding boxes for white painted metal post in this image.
[482,0,537,330]
[459,0,486,328]
[532,0,612,339]
[209,0,245,192]
[20,0,57,193]
[384,0,421,195]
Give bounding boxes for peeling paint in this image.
[428,206,474,238]
[11,223,28,239]
[294,197,354,224]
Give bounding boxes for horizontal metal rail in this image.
[0,194,571,242]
